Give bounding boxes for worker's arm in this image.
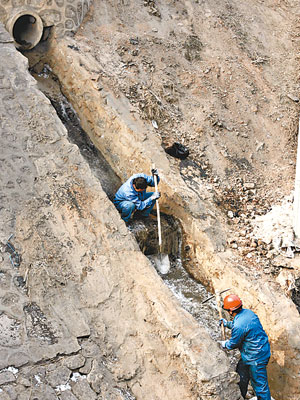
[132,192,160,211]
[219,319,233,329]
[224,325,245,350]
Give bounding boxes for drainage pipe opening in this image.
[6,11,44,50]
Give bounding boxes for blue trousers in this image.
[114,193,155,222]
[236,359,271,400]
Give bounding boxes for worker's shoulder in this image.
[240,308,258,319]
[241,308,255,315]
[235,308,256,325]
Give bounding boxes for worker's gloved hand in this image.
[151,192,160,200]
[217,340,227,349]
[151,168,159,176]
[219,318,229,328]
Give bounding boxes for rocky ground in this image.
[0,22,243,400]
[70,0,300,297]
[1,0,300,399]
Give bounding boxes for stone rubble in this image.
[250,195,297,258]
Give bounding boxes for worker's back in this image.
[228,308,271,365]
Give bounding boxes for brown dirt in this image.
[61,0,300,279]
[74,0,299,201]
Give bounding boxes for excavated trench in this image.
[28,62,234,350]
[22,38,300,399]
[32,64,122,202]
[1,0,300,393]
[1,0,300,394]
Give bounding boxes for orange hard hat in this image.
[223,294,242,311]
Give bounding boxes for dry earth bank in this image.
[35,0,300,398]
[0,24,242,400]
[1,0,300,398]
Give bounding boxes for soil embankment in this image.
[1,0,300,399]
[42,30,300,397]
[0,24,242,400]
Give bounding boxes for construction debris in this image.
[165,142,190,159]
[250,195,299,259]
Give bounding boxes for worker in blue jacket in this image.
[218,294,271,400]
[113,170,160,222]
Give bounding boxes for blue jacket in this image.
[225,308,270,365]
[113,173,160,211]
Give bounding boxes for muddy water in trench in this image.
[30,63,238,363]
[30,63,122,201]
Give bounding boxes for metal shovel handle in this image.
[152,164,162,251]
[216,292,226,340]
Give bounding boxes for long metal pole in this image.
[216,292,225,340]
[152,165,162,255]
[294,117,300,238]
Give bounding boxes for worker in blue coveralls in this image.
[113,169,160,223]
[218,294,271,400]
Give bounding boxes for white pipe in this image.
[294,117,300,238]
[153,167,162,253]
[6,9,43,50]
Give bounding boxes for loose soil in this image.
[67,0,300,294]
[4,0,300,398]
